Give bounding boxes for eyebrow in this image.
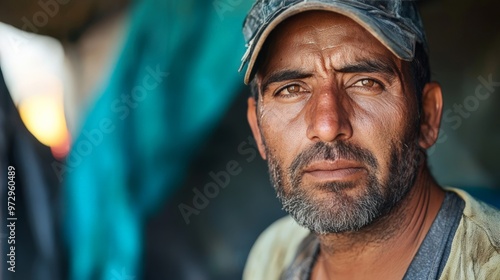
[335,59,397,77]
[261,70,313,93]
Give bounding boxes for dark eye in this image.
[286,85,301,93]
[352,79,378,88]
[275,84,308,98]
[349,78,384,94]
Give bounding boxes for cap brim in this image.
[242,2,416,84]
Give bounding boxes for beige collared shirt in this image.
[243,188,500,280]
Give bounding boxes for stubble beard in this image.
[266,136,422,234]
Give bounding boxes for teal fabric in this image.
[64,1,252,279]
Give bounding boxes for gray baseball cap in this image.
[240,0,428,84]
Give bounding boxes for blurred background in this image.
[0,0,499,279]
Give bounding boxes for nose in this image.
[306,88,353,142]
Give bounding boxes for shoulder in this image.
[440,188,500,279]
[451,188,500,248]
[243,215,310,280]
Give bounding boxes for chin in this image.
[280,177,390,233]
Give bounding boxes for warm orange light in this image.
[50,133,71,159]
[18,92,69,150]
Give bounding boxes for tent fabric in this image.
[64,1,252,279]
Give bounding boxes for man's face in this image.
[248,11,425,234]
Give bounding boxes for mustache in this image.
[289,141,378,179]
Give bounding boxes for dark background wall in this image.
[421,0,500,188]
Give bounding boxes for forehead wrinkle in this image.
[285,21,361,48]
[333,44,397,70]
[313,52,331,79]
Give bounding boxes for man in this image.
[238,1,500,279]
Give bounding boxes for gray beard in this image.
[266,140,421,234]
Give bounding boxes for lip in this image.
[302,160,366,181]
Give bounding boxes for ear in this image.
[247,97,267,160]
[418,82,443,149]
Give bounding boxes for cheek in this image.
[258,101,308,164]
[351,94,410,174]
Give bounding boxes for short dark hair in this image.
[249,43,431,116]
[408,43,431,115]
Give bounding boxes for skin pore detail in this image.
[246,10,445,280]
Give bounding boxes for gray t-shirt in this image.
[282,191,465,280]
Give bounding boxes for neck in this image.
[311,165,445,280]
